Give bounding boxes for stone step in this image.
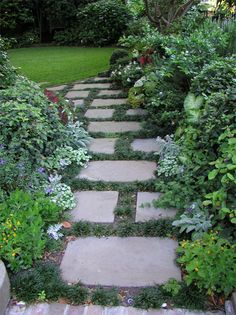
[85,109,115,119]
[126,109,147,116]
[6,304,225,315]
[91,99,127,107]
[72,99,84,107]
[135,192,177,222]
[47,85,67,91]
[88,138,117,154]
[60,237,181,286]
[72,83,111,90]
[131,139,161,153]
[65,90,90,99]
[88,121,142,133]
[78,161,156,182]
[70,191,118,223]
[97,90,123,96]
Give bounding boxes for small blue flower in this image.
[0,144,5,150]
[37,167,45,174]
[17,163,25,170]
[0,158,6,165]
[45,186,53,195]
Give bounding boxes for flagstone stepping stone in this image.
[91,99,127,107]
[85,109,115,119]
[65,90,90,99]
[78,161,156,182]
[70,191,118,223]
[88,121,141,133]
[72,83,111,90]
[97,90,123,96]
[89,138,117,154]
[72,99,84,107]
[60,237,181,286]
[126,109,147,116]
[135,192,177,222]
[131,138,161,153]
[47,85,67,91]
[93,77,111,82]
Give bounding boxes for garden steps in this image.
[88,121,142,133]
[6,303,225,315]
[77,160,156,182]
[90,98,128,107]
[60,237,181,286]
[88,138,117,154]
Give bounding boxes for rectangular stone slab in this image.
[131,138,162,153]
[78,161,156,182]
[136,192,177,222]
[85,109,115,119]
[47,85,67,91]
[60,237,181,286]
[72,83,111,90]
[88,121,141,133]
[89,138,117,154]
[97,90,123,96]
[70,191,118,223]
[65,90,90,99]
[91,99,127,107]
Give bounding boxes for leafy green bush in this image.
[53,28,81,46]
[0,37,16,89]
[0,190,61,271]
[110,49,129,65]
[191,57,236,97]
[178,232,236,295]
[77,0,132,46]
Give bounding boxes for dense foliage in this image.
[0,38,91,270]
[111,5,236,298]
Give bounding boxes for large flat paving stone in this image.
[126,109,147,116]
[131,138,161,153]
[88,121,142,133]
[47,85,67,91]
[70,191,118,223]
[91,99,127,107]
[72,83,111,90]
[60,237,181,286]
[85,109,115,119]
[78,161,156,182]
[136,192,177,222]
[89,138,117,154]
[72,99,84,107]
[65,90,90,99]
[0,261,10,315]
[97,90,123,96]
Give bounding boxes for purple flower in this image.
[37,167,45,174]
[45,186,53,195]
[0,158,5,165]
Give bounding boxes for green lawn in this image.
[8,46,114,86]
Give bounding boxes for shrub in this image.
[0,190,61,271]
[191,57,236,97]
[177,232,236,296]
[0,37,16,89]
[110,49,129,65]
[77,0,132,46]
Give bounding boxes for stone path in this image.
[7,76,225,315]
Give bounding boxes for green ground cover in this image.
[8,46,114,86]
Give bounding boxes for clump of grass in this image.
[91,287,120,306]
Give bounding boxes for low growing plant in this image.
[177,232,236,296]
